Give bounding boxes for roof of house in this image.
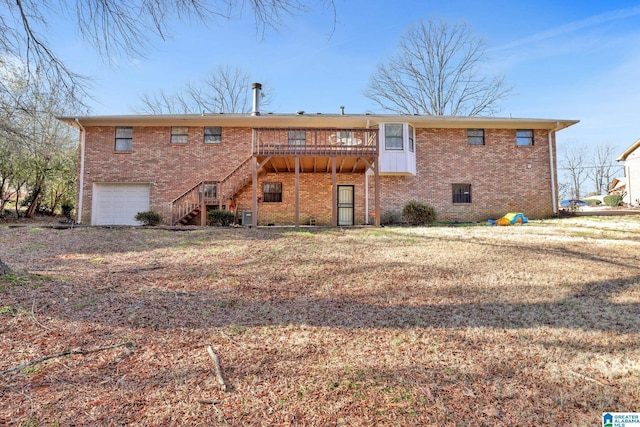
[616,138,640,161]
[58,113,578,131]
[609,177,627,190]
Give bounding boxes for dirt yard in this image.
[1,217,639,426]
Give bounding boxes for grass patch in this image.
[0,217,639,425]
[0,305,18,316]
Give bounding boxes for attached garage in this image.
[92,183,151,225]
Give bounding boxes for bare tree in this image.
[0,65,77,218]
[1,0,333,105]
[136,65,270,114]
[561,144,589,199]
[365,20,511,116]
[589,143,619,195]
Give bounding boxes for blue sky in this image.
[52,0,640,162]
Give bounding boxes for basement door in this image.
[337,185,354,226]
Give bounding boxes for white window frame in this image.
[384,123,404,151]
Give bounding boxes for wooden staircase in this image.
[170,156,254,225]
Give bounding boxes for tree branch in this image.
[206,345,228,392]
[1,341,137,375]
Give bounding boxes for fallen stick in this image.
[198,398,227,422]
[1,342,136,375]
[206,346,228,392]
[568,370,612,387]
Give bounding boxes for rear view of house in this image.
[59,90,577,226]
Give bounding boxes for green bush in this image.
[208,209,236,226]
[583,199,601,206]
[402,200,437,225]
[603,194,624,207]
[135,210,163,226]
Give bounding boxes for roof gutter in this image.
[75,118,86,224]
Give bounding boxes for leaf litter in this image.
[0,218,639,425]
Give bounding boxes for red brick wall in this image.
[234,173,367,226]
[80,125,557,224]
[370,128,557,222]
[80,126,252,223]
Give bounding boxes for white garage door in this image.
[93,183,150,225]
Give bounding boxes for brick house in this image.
[59,88,577,226]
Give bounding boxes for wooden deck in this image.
[253,128,378,157]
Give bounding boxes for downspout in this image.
[75,118,86,224]
[365,119,371,224]
[548,122,562,215]
[626,165,632,206]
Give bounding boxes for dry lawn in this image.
[1,216,639,426]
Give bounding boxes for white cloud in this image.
[491,5,640,53]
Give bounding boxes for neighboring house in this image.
[607,177,627,198]
[616,139,640,207]
[58,86,578,226]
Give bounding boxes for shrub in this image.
[135,210,163,226]
[380,210,401,225]
[208,209,236,226]
[61,202,74,219]
[402,200,437,225]
[603,194,624,207]
[583,199,601,206]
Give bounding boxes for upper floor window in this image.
[467,129,485,145]
[517,129,534,146]
[288,130,306,146]
[452,184,472,203]
[204,126,222,144]
[115,126,133,151]
[263,182,282,202]
[171,126,189,144]
[385,123,404,150]
[408,125,415,152]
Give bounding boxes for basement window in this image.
[263,182,282,203]
[115,126,133,151]
[452,184,472,203]
[171,126,189,144]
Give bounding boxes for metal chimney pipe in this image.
[251,83,262,116]
[340,106,345,115]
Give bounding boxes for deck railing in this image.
[170,156,254,224]
[170,181,218,225]
[218,156,253,203]
[254,128,378,156]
